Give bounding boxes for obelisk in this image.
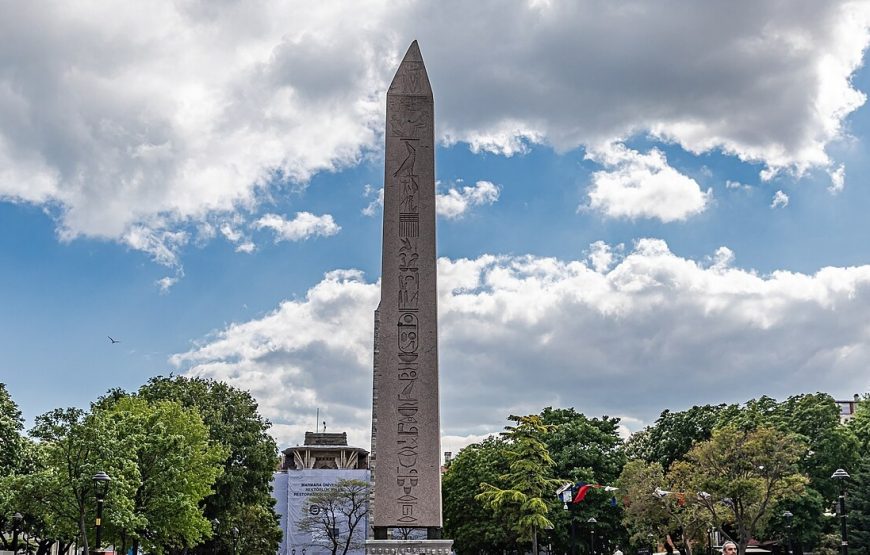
[369,41,450,552]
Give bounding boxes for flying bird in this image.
[108,336,121,344]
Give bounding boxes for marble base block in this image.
[366,539,453,555]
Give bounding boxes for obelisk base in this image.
[366,539,454,555]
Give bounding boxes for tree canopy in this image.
[137,376,282,555]
[476,414,565,555]
[442,435,512,553]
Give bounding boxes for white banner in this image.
[273,468,370,555]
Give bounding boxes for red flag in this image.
[573,484,594,503]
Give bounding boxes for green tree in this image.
[849,456,870,555]
[442,436,512,553]
[850,393,870,452]
[625,404,738,471]
[617,459,711,555]
[297,479,369,555]
[726,394,858,551]
[687,426,808,555]
[617,460,671,548]
[138,376,281,555]
[0,383,25,477]
[27,407,136,555]
[0,383,29,551]
[540,407,627,554]
[97,395,227,555]
[476,415,564,555]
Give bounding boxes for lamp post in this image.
[211,518,220,555]
[782,510,793,555]
[832,468,850,555]
[11,512,23,554]
[588,517,597,555]
[561,488,576,555]
[92,471,111,553]
[230,525,239,555]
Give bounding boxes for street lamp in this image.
[230,525,239,555]
[211,518,220,555]
[832,468,850,555]
[558,485,577,555]
[11,512,23,554]
[587,517,597,555]
[782,510,793,555]
[92,471,111,553]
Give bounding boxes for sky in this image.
[2,1,870,455]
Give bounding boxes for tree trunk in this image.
[532,526,539,555]
[79,510,89,555]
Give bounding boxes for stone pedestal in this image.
[366,539,453,554]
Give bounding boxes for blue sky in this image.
[2,1,870,452]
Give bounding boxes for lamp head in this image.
[782,510,793,522]
[587,517,597,524]
[92,471,111,500]
[831,468,850,480]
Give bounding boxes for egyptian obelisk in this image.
[369,41,450,553]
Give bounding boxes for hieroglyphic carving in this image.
[395,129,421,522]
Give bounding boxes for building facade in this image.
[272,433,370,555]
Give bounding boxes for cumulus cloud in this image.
[0,1,865,259]
[586,240,622,273]
[171,242,870,448]
[585,143,712,221]
[254,212,340,242]
[771,190,790,208]
[171,269,379,447]
[436,180,501,219]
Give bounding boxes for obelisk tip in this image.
[388,40,432,97]
[402,40,423,63]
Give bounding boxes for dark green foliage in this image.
[540,407,628,554]
[476,415,566,555]
[625,404,737,471]
[849,457,870,555]
[442,436,513,553]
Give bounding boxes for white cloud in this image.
[0,1,865,257]
[362,185,384,217]
[155,274,181,293]
[586,240,622,273]
[255,212,341,242]
[219,223,243,243]
[122,226,188,268]
[171,268,379,448]
[829,164,846,193]
[436,180,501,219]
[235,242,256,254]
[771,190,790,208]
[171,242,870,447]
[585,143,712,221]
[726,180,752,191]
